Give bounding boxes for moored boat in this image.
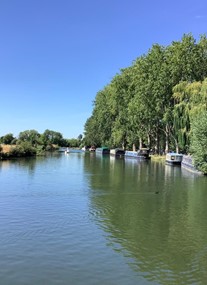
[81,146,89,151]
[89,146,96,152]
[95,147,110,154]
[125,151,138,158]
[110,148,125,157]
[181,155,203,174]
[125,148,150,159]
[165,153,183,165]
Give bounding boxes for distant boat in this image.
[89,146,96,152]
[81,146,89,151]
[110,148,125,157]
[125,148,150,159]
[95,147,110,154]
[65,147,70,154]
[165,153,183,165]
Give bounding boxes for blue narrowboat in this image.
[125,148,150,159]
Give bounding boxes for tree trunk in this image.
[147,133,151,148]
[155,130,160,154]
[175,139,179,153]
[139,138,143,149]
[132,144,136,151]
[165,124,169,154]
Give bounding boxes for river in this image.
[0,151,207,285]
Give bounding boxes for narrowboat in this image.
[125,148,150,159]
[110,148,125,157]
[95,147,110,154]
[181,155,203,174]
[165,153,183,165]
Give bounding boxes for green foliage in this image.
[190,112,207,174]
[18,130,40,146]
[0,133,15,144]
[9,142,36,157]
[0,128,71,159]
[84,33,207,156]
[77,134,83,141]
[67,138,80,148]
[41,129,64,146]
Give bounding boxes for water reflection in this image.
[84,154,207,284]
[0,152,62,176]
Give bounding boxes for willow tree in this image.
[163,34,207,153]
[172,82,192,152]
[172,78,207,153]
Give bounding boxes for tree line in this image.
[0,129,83,158]
[83,34,207,173]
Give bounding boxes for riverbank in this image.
[0,143,62,160]
[0,144,13,153]
[150,155,166,162]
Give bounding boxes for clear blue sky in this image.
[0,0,206,139]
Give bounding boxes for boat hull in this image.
[125,150,150,159]
[165,160,181,165]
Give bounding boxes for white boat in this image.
[65,147,70,154]
[81,146,89,151]
[165,153,183,165]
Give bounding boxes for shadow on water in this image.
[84,153,207,285]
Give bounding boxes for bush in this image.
[190,111,207,174]
[9,142,36,157]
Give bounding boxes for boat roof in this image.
[99,146,109,149]
[167,153,183,156]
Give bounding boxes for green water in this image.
[0,152,207,285]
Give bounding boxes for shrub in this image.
[190,111,207,174]
[9,142,36,157]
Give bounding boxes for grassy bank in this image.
[0,143,61,160]
[0,143,36,159]
[150,155,166,162]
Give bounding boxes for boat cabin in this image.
[166,153,183,165]
[125,148,150,159]
[96,147,110,154]
[110,148,125,157]
[137,148,150,159]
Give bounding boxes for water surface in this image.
[0,152,207,285]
